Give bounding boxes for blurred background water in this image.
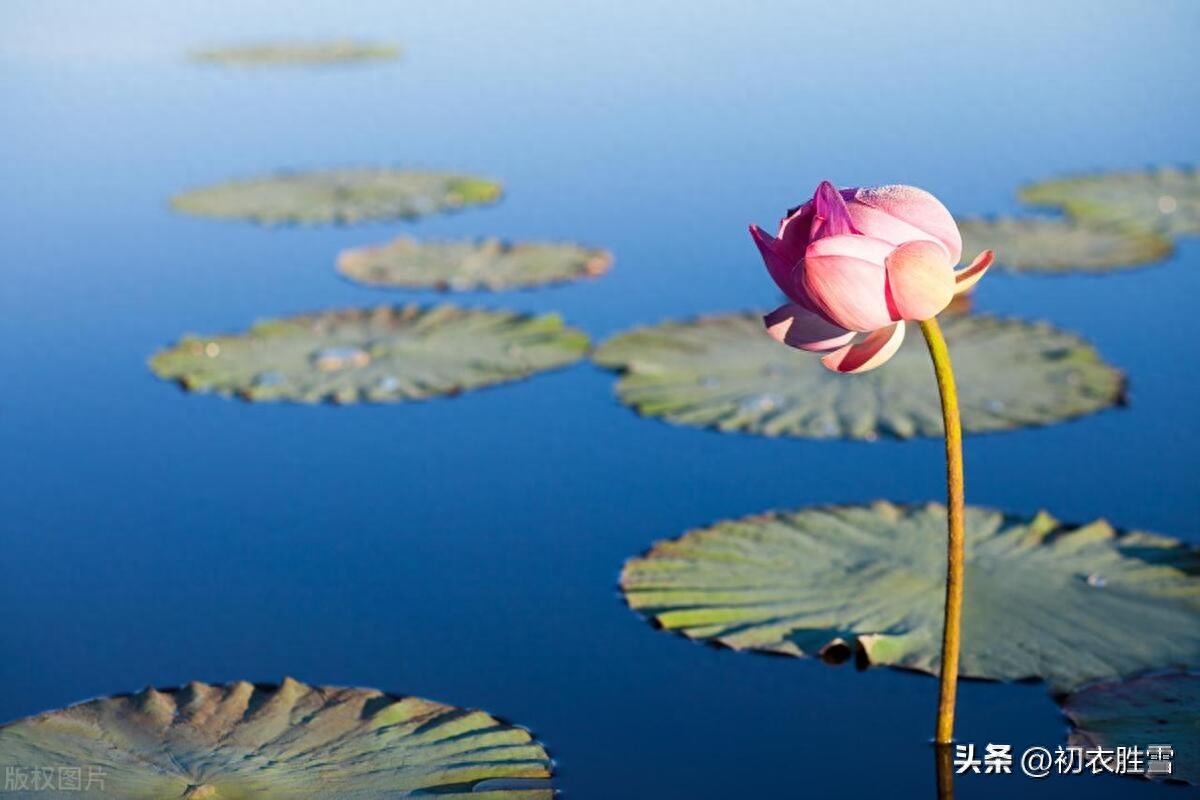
[1,1,1197,797]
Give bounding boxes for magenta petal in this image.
[764,303,855,353]
[750,224,805,302]
[810,181,857,240]
[820,322,906,374]
[776,201,815,256]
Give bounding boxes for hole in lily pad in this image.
[338,237,613,292]
[1020,166,1200,236]
[592,312,1125,440]
[0,678,555,797]
[149,304,590,404]
[1062,672,1200,785]
[621,502,1200,692]
[190,40,402,66]
[170,169,502,226]
[957,216,1174,273]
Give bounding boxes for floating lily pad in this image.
[170,169,502,225]
[592,312,1124,440]
[191,40,402,66]
[1064,672,1199,784]
[0,677,554,798]
[149,305,589,404]
[621,502,1200,691]
[957,217,1173,273]
[338,237,613,291]
[1020,166,1200,236]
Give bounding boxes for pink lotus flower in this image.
[751,181,993,373]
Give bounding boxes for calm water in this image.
[2,2,1198,797]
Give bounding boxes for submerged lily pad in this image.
[1020,166,1200,236]
[592,312,1124,440]
[149,305,589,404]
[621,502,1200,691]
[957,217,1173,273]
[338,237,612,291]
[0,677,554,798]
[1064,672,1199,784]
[170,169,502,225]
[191,40,402,66]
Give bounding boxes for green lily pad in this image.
[191,40,402,66]
[170,169,502,225]
[957,217,1173,273]
[338,237,613,291]
[149,304,589,404]
[1020,166,1200,236]
[1064,672,1199,784]
[592,312,1124,440]
[0,677,554,798]
[621,502,1200,692]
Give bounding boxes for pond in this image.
[1,1,1197,797]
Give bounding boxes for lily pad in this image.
[957,217,1173,273]
[621,502,1200,692]
[170,169,502,225]
[1064,672,1199,784]
[1020,166,1200,236]
[149,304,589,404]
[592,312,1124,440]
[0,677,554,798]
[338,237,612,291]
[191,40,402,66]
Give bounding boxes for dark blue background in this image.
[1,1,1197,797]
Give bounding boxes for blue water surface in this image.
[1,1,1198,797]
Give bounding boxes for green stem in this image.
[919,316,966,745]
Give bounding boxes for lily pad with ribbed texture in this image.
[191,40,402,66]
[1064,672,1199,784]
[957,217,1173,273]
[1020,166,1200,236]
[338,237,612,291]
[621,502,1200,692]
[149,305,589,404]
[592,312,1124,440]
[170,169,502,225]
[0,678,554,798]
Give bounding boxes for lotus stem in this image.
[919,316,966,745]
[934,742,955,800]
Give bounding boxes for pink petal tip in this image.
[820,322,906,374]
[953,249,994,295]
